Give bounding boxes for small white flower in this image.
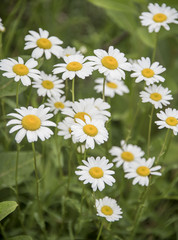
[32,71,64,98]
[94,77,129,98]
[71,115,108,149]
[139,3,178,33]
[77,144,85,154]
[0,57,40,86]
[95,196,123,222]
[87,46,131,80]
[75,156,115,191]
[155,108,178,135]
[0,18,5,32]
[6,105,56,143]
[131,57,166,85]
[60,46,81,58]
[45,95,72,115]
[53,54,93,80]
[57,117,76,142]
[109,140,145,169]
[24,28,63,59]
[124,157,161,186]
[140,84,173,109]
[79,45,87,54]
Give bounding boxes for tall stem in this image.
[55,114,63,179]
[72,78,75,102]
[102,77,106,102]
[96,221,104,240]
[152,33,158,62]
[15,144,20,203]
[147,105,154,158]
[16,81,20,108]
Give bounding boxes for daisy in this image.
[0,18,5,32]
[53,54,93,80]
[87,46,131,80]
[124,157,161,186]
[75,156,115,191]
[131,57,166,85]
[57,117,76,142]
[24,28,63,59]
[6,105,56,143]
[60,46,81,58]
[140,84,173,109]
[95,197,123,222]
[45,95,72,114]
[0,57,41,86]
[71,115,108,149]
[32,71,64,98]
[155,108,178,135]
[139,3,178,33]
[94,77,129,98]
[109,140,145,169]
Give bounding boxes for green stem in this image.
[152,33,158,62]
[72,78,75,102]
[55,114,63,179]
[15,144,20,203]
[0,32,3,59]
[65,79,69,99]
[0,223,7,240]
[147,105,154,158]
[102,77,106,102]
[16,81,20,108]
[96,221,104,240]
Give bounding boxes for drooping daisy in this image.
[124,157,161,186]
[0,18,5,32]
[131,57,166,85]
[87,46,131,80]
[24,28,63,59]
[139,3,178,33]
[32,71,64,98]
[53,54,93,80]
[57,117,76,142]
[71,115,108,149]
[75,156,115,191]
[60,46,81,58]
[95,197,123,222]
[94,77,129,98]
[6,105,56,143]
[109,140,145,169]
[45,95,72,114]
[155,108,178,135]
[0,57,41,86]
[140,84,173,109]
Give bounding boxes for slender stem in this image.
[147,105,154,158]
[152,33,158,62]
[16,81,20,108]
[96,221,104,240]
[65,79,69,99]
[55,114,63,179]
[15,144,20,203]
[0,32,3,59]
[102,77,106,102]
[72,78,75,102]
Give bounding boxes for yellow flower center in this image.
[68,127,72,133]
[136,166,150,176]
[54,102,65,109]
[42,80,54,89]
[153,13,167,23]
[166,117,178,126]
[142,68,154,78]
[13,64,29,76]
[101,56,118,70]
[106,82,118,89]
[89,167,104,178]
[121,151,134,162]
[74,112,91,122]
[36,38,52,49]
[65,54,70,56]
[66,61,83,71]
[150,92,162,101]
[83,124,98,136]
[101,206,113,216]
[22,114,41,131]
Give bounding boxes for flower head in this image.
[45,95,71,114]
[75,156,115,191]
[139,3,178,33]
[57,117,76,142]
[95,197,123,222]
[124,157,161,186]
[6,105,56,143]
[60,46,81,58]
[24,28,63,59]
[0,57,40,86]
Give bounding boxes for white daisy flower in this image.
[95,196,123,222]
[130,57,166,85]
[45,95,72,115]
[0,57,40,86]
[71,115,108,149]
[6,105,56,143]
[140,84,173,109]
[94,77,129,98]
[124,157,162,186]
[0,18,5,32]
[57,117,76,143]
[139,3,178,33]
[109,140,145,169]
[79,45,87,54]
[87,46,131,80]
[60,46,81,58]
[24,28,63,59]
[155,108,178,135]
[53,54,93,80]
[32,71,64,98]
[75,156,115,191]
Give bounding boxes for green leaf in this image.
[0,201,18,221]
[8,236,33,240]
[137,27,156,48]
